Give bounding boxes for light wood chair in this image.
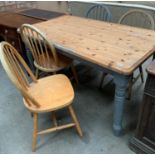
[19,24,79,84]
[0,42,82,152]
[118,9,155,29]
[118,9,155,98]
[86,4,112,21]
[86,4,111,88]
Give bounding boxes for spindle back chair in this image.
[0,42,82,151]
[20,24,79,84]
[86,4,112,21]
[20,24,58,70]
[86,4,111,88]
[118,9,155,98]
[0,42,39,107]
[118,9,155,29]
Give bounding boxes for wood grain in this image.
[24,74,74,113]
[33,15,155,75]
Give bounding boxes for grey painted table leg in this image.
[113,73,130,136]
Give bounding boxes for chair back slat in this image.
[37,33,44,65]
[4,44,29,90]
[0,42,39,107]
[27,29,39,64]
[11,48,29,88]
[20,24,58,69]
[86,4,112,21]
[118,9,155,30]
[28,28,41,65]
[44,40,50,68]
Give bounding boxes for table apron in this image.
[55,44,134,76]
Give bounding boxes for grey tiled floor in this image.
[0,58,151,153]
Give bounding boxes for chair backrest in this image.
[0,42,40,107]
[20,24,58,69]
[86,4,112,21]
[118,9,155,30]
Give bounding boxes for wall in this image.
[68,1,155,27]
[36,1,68,13]
[122,1,155,7]
[0,1,37,12]
[1,1,155,28]
[0,1,68,13]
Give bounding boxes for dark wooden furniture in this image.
[18,8,64,20]
[0,9,64,60]
[129,60,155,153]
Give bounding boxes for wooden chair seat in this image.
[24,74,74,112]
[34,52,72,72]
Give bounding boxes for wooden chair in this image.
[0,42,82,152]
[19,24,79,84]
[118,9,155,29]
[86,4,112,21]
[86,4,111,87]
[118,9,155,98]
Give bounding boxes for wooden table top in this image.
[33,15,155,75]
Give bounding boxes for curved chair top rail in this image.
[118,9,155,30]
[79,1,155,12]
[0,42,40,107]
[20,24,58,69]
[86,4,112,21]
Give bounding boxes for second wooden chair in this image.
[118,9,155,98]
[19,24,79,84]
[86,4,112,21]
[86,4,112,88]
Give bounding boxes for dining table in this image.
[33,15,155,136]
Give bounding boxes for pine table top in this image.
[34,15,155,75]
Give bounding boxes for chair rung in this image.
[133,74,141,84]
[37,123,75,135]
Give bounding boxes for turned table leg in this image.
[113,73,130,136]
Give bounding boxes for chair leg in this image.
[99,72,108,89]
[52,111,57,127]
[71,64,79,85]
[35,68,39,79]
[68,105,83,137]
[139,65,144,83]
[32,113,38,152]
